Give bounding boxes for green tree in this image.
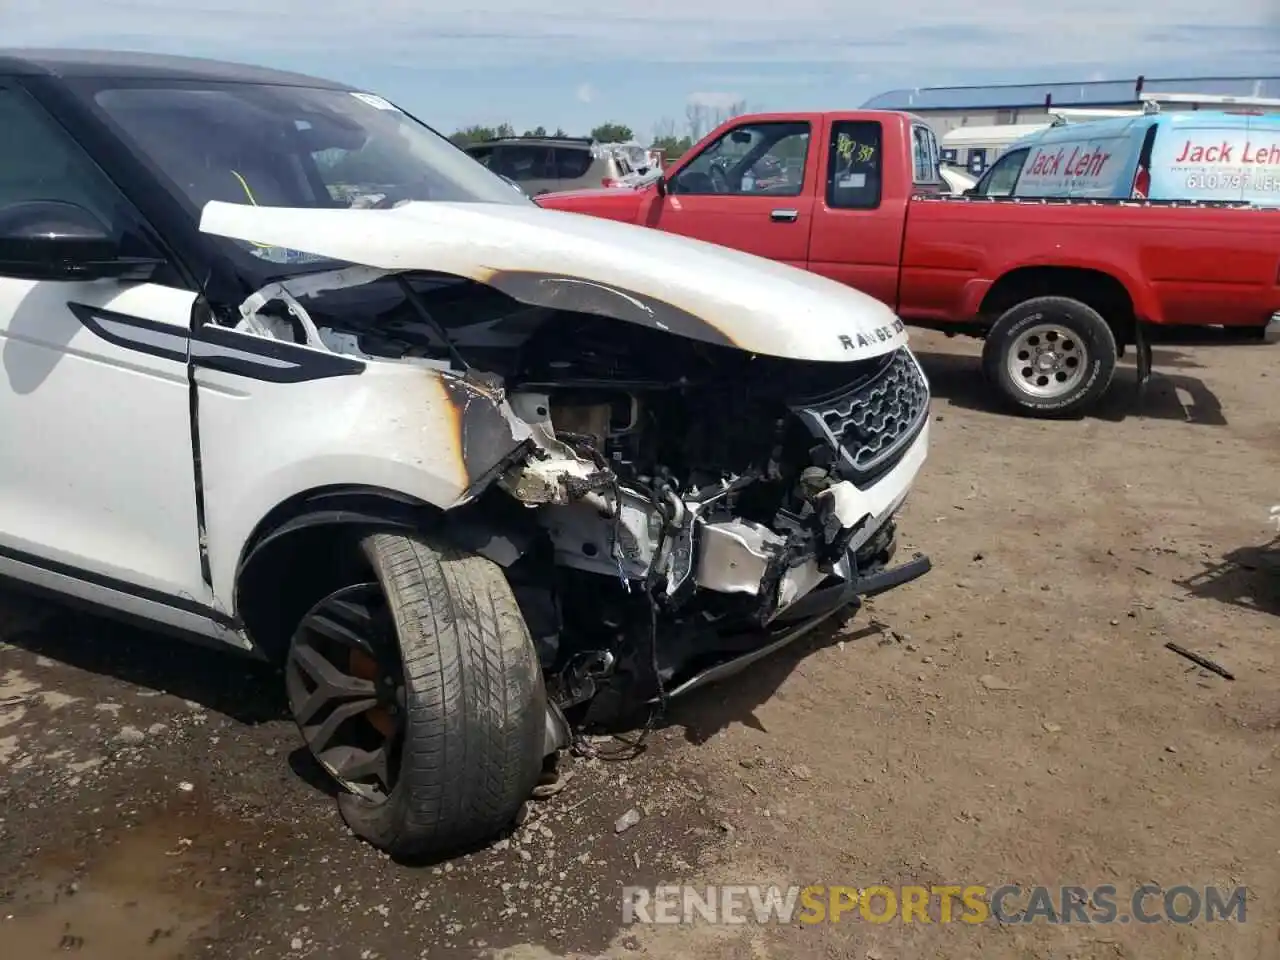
[449,124,496,146]
[590,122,634,143]
[449,122,517,146]
[650,118,692,161]
[651,134,693,161]
[522,125,548,137]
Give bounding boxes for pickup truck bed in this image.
[539,109,1280,417]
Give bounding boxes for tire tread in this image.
[336,532,544,858]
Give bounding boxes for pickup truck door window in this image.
[0,86,209,616]
[654,121,813,267]
[807,119,901,307]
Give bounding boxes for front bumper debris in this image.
[654,550,932,701]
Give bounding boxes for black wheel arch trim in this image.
[235,485,540,594]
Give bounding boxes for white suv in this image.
[0,49,932,858]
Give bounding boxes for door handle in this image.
[770,208,799,222]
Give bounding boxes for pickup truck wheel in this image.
[983,296,1117,417]
[284,531,546,859]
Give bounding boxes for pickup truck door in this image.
[806,117,911,309]
[0,85,215,631]
[648,119,816,268]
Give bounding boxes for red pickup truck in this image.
[538,110,1280,417]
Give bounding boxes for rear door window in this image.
[493,144,553,182]
[911,124,942,185]
[552,146,593,179]
[827,120,882,209]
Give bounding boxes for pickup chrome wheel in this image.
[983,295,1117,418]
[1006,323,1088,400]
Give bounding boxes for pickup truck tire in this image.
[286,531,546,860]
[983,297,1117,417]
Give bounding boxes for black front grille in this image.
[792,348,929,483]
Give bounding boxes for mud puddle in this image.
[2,800,269,959]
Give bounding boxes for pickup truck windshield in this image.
[83,81,525,268]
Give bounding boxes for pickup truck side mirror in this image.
[0,200,162,282]
[655,175,668,197]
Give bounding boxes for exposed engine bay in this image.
[225,269,931,730]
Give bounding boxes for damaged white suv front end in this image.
[200,198,931,723]
[0,57,930,863]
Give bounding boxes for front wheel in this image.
[982,296,1117,417]
[284,531,546,859]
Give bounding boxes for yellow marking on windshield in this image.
[230,169,274,250]
[231,170,258,206]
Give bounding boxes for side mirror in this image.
[655,176,668,197]
[0,201,159,282]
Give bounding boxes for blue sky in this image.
[4,1,1278,140]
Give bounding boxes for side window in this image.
[827,120,882,209]
[552,147,593,179]
[466,145,495,168]
[912,124,941,184]
[974,148,1028,197]
[493,145,553,182]
[670,121,810,196]
[0,87,134,237]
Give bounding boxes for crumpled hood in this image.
[199,200,908,362]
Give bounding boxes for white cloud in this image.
[575,82,596,103]
[2,0,1275,77]
[687,91,744,110]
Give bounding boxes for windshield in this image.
[82,81,527,268]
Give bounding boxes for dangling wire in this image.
[571,485,673,763]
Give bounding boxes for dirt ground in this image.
[1,327,1278,960]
